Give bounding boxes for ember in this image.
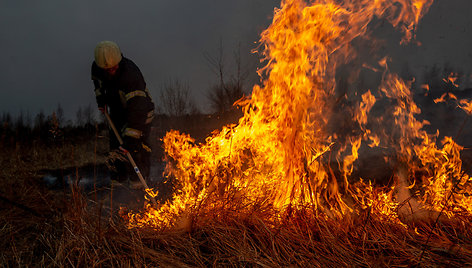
[126,0,472,233]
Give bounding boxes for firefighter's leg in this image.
[139,142,152,178]
[126,142,151,190]
[129,143,151,180]
[127,122,152,188]
[107,126,128,182]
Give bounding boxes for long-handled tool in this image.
[103,111,158,207]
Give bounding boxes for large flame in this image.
[126,0,472,230]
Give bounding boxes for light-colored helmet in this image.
[94,41,122,69]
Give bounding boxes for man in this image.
[91,41,155,187]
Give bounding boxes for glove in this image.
[118,146,129,154]
[106,149,128,170]
[121,136,140,153]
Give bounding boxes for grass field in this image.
[1,130,472,267]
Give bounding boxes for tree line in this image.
[0,103,105,148]
[6,39,469,149]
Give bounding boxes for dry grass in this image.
[1,140,472,267]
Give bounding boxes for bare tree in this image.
[83,104,95,127]
[1,112,12,126]
[159,78,198,117]
[55,103,64,127]
[34,110,46,130]
[204,41,249,113]
[76,107,84,127]
[15,111,25,131]
[204,39,226,88]
[207,81,245,114]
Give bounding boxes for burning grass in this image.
[126,0,472,232]
[120,212,472,267]
[3,0,472,266]
[121,0,472,265]
[0,127,471,266]
[5,186,472,266]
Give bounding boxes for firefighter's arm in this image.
[121,89,152,152]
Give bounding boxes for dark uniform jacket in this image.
[91,56,154,149]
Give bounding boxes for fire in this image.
[443,72,460,88]
[459,99,472,115]
[126,0,472,230]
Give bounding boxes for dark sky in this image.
[0,0,471,120]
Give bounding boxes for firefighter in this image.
[91,41,155,188]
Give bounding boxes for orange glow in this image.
[123,0,472,230]
[443,72,460,88]
[459,99,472,115]
[434,93,447,103]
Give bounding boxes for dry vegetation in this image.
[5,0,472,266]
[0,125,471,267]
